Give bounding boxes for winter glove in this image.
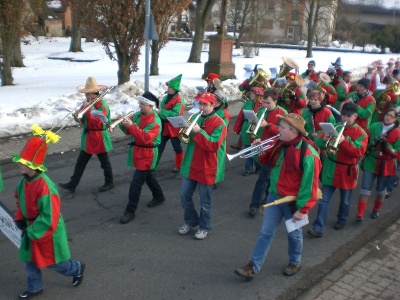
[15,220,26,231]
[289,93,298,101]
[380,140,387,150]
[277,97,284,103]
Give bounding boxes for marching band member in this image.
[346,78,376,135]
[248,89,287,217]
[157,74,185,173]
[205,72,220,93]
[364,65,380,96]
[328,57,344,87]
[376,64,386,83]
[59,77,114,193]
[235,113,321,279]
[334,71,352,110]
[277,72,306,115]
[178,92,227,240]
[307,102,368,237]
[233,86,264,176]
[386,59,395,77]
[371,75,400,124]
[356,108,400,221]
[301,60,318,82]
[119,92,166,224]
[12,133,85,299]
[318,75,338,107]
[214,90,231,149]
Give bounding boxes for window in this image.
[292,11,299,22]
[292,0,300,6]
[287,26,294,39]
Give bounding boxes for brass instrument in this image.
[314,73,331,92]
[242,66,271,101]
[281,75,304,109]
[247,107,267,140]
[376,81,400,114]
[272,57,299,87]
[178,112,203,144]
[107,110,136,133]
[226,134,280,161]
[326,121,347,155]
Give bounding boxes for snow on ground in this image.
[0,35,398,138]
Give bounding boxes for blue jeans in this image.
[312,185,353,232]
[360,170,388,196]
[250,165,271,209]
[244,145,260,173]
[251,194,302,273]
[25,260,82,293]
[387,163,400,193]
[180,177,214,231]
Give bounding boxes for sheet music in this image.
[285,214,309,233]
[167,116,189,128]
[319,122,338,137]
[243,110,259,123]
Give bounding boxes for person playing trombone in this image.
[59,77,114,193]
[235,113,321,280]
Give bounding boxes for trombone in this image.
[107,110,136,133]
[227,134,280,161]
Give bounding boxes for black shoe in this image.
[59,182,76,193]
[146,198,165,208]
[72,262,86,287]
[307,228,323,238]
[119,212,135,224]
[385,192,391,199]
[171,167,180,173]
[242,171,253,176]
[99,182,114,192]
[356,216,364,222]
[213,184,218,190]
[248,207,257,217]
[19,290,43,299]
[371,211,379,219]
[334,222,346,230]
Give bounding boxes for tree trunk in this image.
[150,41,160,76]
[11,38,25,67]
[69,17,82,52]
[1,47,14,86]
[115,43,131,85]
[306,0,319,58]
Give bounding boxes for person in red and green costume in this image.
[307,102,368,238]
[277,72,306,115]
[371,75,400,124]
[12,133,85,300]
[119,92,166,224]
[178,92,227,240]
[235,113,321,280]
[334,71,352,111]
[157,74,186,173]
[356,107,400,221]
[59,77,114,193]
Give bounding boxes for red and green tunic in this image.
[258,138,322,214]
[80,99,112,154]
[233,100,262,145]
[158,93,185,137]
[362,122,400,176]
[14,173,71,268]
[321,83,338,106]
[180,112,227,185]
[315,123,368,189]
[302,106,335,139]
[371,91,400,124]
[347,92,376,133]
[119,111,162,171]
[334,80,351,110]
[277,87,306,115]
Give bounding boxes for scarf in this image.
[281,136,303,172]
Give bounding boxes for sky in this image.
[0,35,399,138]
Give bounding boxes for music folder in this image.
[167,116,189,128]
[319,122,338,136]
[243,110,259,123]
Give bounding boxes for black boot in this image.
[59,182,76,193]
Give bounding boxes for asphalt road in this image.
[1,128,399,300]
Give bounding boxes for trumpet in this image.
[247,107,267,140]
[178,112,203,144]
[326,121,347,155]
[227,134,280,161]
[107,110,136,133]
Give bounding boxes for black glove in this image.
[289,94,298,101]
[15,220,26,231]
[243,84,251,91]
[277,97,284,103]
[381,140,388,150]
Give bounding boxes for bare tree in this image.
[187,0,217,63]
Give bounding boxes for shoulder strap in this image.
[300,140,309,171]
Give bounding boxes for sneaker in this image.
[99,182,114,192]
[19,290,43,299]
[371,211,379,219]
[72,262,86,287]
[146,198,165,208]
[307,228,323,238]
[59,182,76,193]
[234,260,255,280]
[356,216,364,222]
[194,230,208,240]
[248,207,257,217]
[242,171,253,176]
[119,212,135,224]
[385,192,391,199]
[178,224,193,235]
[333,222,345,230]
[171,167,180,173]
[283,263,301,276]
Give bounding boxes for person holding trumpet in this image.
[59,76,114,194]
[178,92,227,240]
[235,113,321,280]
[118,92,166,224]
[307,102,368,238]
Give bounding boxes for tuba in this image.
[247,107,267,140]
[178,112,203,144]
[326,121,347,155]
[281,75,304,109]
[107,110,136,133]
[271,57,299,87]
[376,81,400,114]
[242,66,271,101]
